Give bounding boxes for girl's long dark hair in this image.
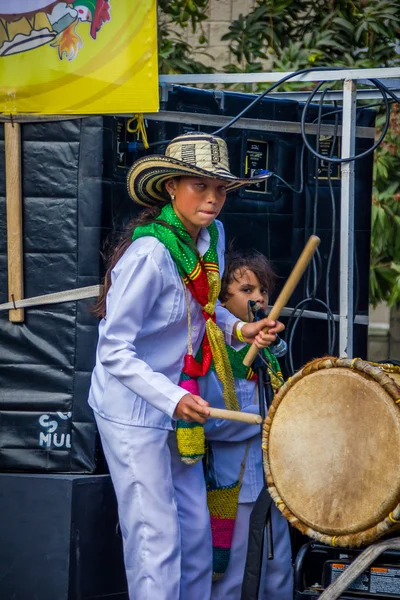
[93,204,164,319]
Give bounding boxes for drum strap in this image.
[240,485,273,600]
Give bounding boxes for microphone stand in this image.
[251,303,275,561]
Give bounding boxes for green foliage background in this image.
[158,0,400,306]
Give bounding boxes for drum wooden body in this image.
[263,357,400,548]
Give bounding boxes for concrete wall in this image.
[184,0,256,70]
[368,304,400,362]
[368,304,390,361]
[388,307,400,361]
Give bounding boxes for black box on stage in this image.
[0,473,128,600]
[0,119,103,473]
[323,560,400,597]
[294,542,400,600]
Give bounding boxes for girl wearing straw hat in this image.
[88,132,284,600]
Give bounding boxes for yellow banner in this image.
[0,1,159,114]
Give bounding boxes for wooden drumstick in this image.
[208,407,262,425]
[243,235,321,367]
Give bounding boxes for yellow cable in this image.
[126,114,149,149]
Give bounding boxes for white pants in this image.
[211,502,293,600]
[95,414,212,600]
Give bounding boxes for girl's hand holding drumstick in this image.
[174,394,210,423]
[174,395,262,425]
[240,319,285,348]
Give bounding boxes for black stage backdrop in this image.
[0,119,103,473]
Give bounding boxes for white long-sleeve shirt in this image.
[88,220,239,430]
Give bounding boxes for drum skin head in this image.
[268,366,400,537]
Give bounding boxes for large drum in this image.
[263,357,400,548]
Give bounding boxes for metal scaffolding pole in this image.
[339,79,357,357]
[159,67,400,84]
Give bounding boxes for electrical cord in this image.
[285,89,340,373]
[303,87,328,300]
[285,297,337,374]
[211,68,396,167]
[373,80,400,104]
[270,143,306,194]
[325,106,339,352]
[300,78,391,164]
[305,247,323,299]
[257,351,286,386]
[300,93,373,358]
[211,66,345,136]
[316,99,393,123]
[259,95,389,195]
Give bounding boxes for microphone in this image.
[248,300,267,321]
[248,301,287,358]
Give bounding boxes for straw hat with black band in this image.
[127,132,271,206]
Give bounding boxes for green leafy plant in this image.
[157,0,214,74]
[370,105,400,306]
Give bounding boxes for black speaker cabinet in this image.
[0,473,128,600]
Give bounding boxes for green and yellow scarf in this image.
[224,344,283,392]
[132,203,239,464]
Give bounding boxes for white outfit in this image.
[89,221,239,600]
[89,222,236,429]
[95,416,211,600]
[200,371,293,600]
